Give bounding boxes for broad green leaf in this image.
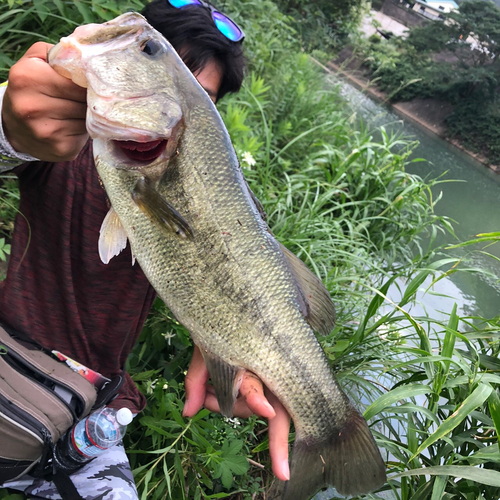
[390,355,461,372]
[226,455,249,475]
[206,492,246,499]
[399,259,457,307]
[488,389,500,443]
[447,232,500,249]
[174,450,185,500]
[163,458,172,498]
[73,0,94,24]
[225,439,244,455]
[411,383,492,459]
[462,444,500,465]
[364,384,432,421]
[391,465,500,487]
[352,277,396,344]
[140,467,153,500]
[327,339,350,352]
[442,304,458,369]
[33,0,50,22]
[220,464,233,489]
[478,353,500,371]
[252,437,269,453]
[389,403,440,426]
[431,474,447,500]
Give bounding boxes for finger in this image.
[266,389,291,481]
[48,100,88,122]
[203,383,249,418]
[23,41,54,62]
[24,116,88,141]
[203,388,222,414]
[46,117,88,141]
[237,371,275,419]
[20,43,87,102]
[41,72,88,103]
[201,374,267,419]
[56,119,88,138]
[183,346,209,417]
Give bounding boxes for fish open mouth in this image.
[113,139,168,162]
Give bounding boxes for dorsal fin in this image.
[279,243,336,336]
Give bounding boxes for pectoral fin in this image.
[200,349,245,417]
[131,177,193,238]
[99,207,128,264]
[280,243,336,335]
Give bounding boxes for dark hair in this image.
[141,0,245,101]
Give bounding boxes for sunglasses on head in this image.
[167,0,245,42]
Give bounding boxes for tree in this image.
[449,0,500,62]
[275,0,367,43]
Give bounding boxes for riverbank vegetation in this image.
[1,1,500,500]
[347,0,500,166]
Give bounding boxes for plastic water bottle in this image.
[54,407,133,470]
[71,406,133,458]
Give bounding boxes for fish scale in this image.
[49,12,386,499]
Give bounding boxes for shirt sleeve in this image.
[0,82,39,171]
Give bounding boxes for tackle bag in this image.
[0,324,123,486]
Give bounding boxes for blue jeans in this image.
[0,444,138,500]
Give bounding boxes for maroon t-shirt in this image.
[0,140,156,412]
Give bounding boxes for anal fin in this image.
[200,349,244,417]
[283,410,386,500]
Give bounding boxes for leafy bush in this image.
[446,96,500,164]
[272,0,368,51]
[0,175,19,239]
[351,0,500,164]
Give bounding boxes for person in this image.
[0,1,290,499]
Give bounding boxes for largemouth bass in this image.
[49,13,386,499]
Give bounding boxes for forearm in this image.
[0,83,39,170]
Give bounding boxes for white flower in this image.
[147,377,159,395]
[224,417,241,428]
[163,331,176,345]
[241,151,256,168]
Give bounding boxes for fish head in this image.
[49,12,189,169]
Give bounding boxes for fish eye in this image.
[141,39,161,56]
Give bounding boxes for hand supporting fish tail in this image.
[183,345,291,481]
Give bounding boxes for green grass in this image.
[0,1,499,499]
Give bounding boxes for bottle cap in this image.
[116,407,133,426]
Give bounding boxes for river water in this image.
[310,72,500,500]
[329,73,500,323]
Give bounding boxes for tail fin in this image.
[282,410,386,500]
